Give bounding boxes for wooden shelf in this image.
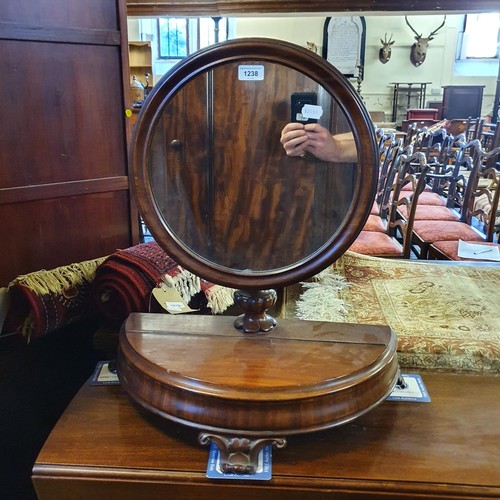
[129,41,152,81]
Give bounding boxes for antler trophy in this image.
[379,33,395,64]
[405,16,446,67]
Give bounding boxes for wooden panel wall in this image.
[0,0,135,285]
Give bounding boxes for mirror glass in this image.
[148,60,358,272]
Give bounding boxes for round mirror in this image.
[132,38,378,290]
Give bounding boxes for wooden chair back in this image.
[387,151,430,258]
[462,144,500,241]
[375,136,400,209]
[377,142,407,219]
[465,117,484,142]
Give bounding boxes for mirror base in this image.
[117,313,400,439]
[233,289,277,333]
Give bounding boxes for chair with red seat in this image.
[411,143,500,259]
[397,140,471,224]
[429,146,500,261]
[349,152,430,258]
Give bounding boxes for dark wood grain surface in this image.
[33,368,500,499]
[0,0,134,286]
[117,314,398,435]
[127,0,499,16]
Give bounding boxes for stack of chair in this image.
[370,130,398,218]
[428,144,500,261]
[397,133,469,226]
[410,142,500,259]
[374,136,402,219]
[349,148,429,258]
[365,133,400,230]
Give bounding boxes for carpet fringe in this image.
[160,270,235,314]
[204,284,235,315]
[9,257,107,296]
[295,267,350,322]
[161,268,201,301]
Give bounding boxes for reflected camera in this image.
[290,92,318,124]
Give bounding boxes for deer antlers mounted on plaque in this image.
[379,33,395,64]
[405,16,446,67]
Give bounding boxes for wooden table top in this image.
[32,371,500,499]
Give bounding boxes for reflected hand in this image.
[281,123,356,163]
[280,123,308,157]
[303,123,338,162]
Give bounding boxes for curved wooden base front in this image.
[117,313,399,437]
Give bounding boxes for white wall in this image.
[235,14,498,119]
[128,14,498,119]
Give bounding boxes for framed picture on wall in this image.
[322,16,366,78]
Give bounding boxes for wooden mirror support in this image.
[233,289,277,333]
[121,38,398,474]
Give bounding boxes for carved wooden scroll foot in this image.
[199,433,287,474]
[233,289,277,333]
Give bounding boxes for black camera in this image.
[290,92,318,124]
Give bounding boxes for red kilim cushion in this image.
[412,220,485,244]
[398,205,460,221]
[349,231,403,256]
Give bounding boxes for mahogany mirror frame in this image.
[127,0,498,16]
[131,37,378,290]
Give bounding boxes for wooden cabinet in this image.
[441,85,485,120]
[33,372,500,499]
[0,0,137,286]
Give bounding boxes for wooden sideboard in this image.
[33,371,500,499]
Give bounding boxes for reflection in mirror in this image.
[149,60,358,272]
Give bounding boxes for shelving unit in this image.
[128,41,152,86]
[390,82,432,123]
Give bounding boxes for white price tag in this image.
[301,104,323,120]
[151,283,198,314]
[165,301,185,312]
[238,65,264,81]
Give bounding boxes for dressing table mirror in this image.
[118,38,399,474]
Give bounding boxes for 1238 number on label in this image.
[238,65,264,81]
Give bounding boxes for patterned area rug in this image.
[290,252,500,374]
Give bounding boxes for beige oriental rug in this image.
[286,251,500,374]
